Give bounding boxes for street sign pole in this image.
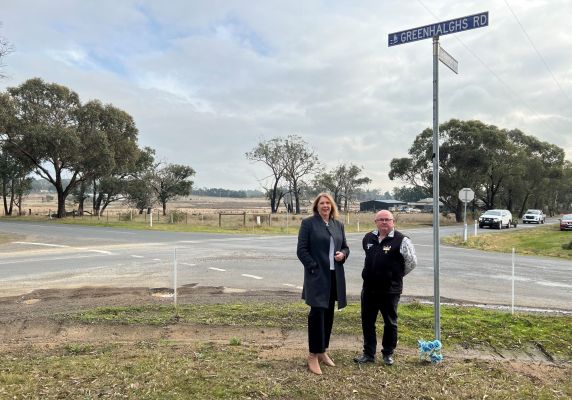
[388,11,488,343]
[432,36,441,341]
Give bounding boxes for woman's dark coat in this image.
[296,214,349,309]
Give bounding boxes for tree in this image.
[76,101,144,215]
[389,120,518,221]
[150,163,195,216]
[246,137,287,213]
[0,145,33,215]
[393,186,428,202]
[0,26,12,79]
[388,119,569,221]
[314,163,371,211]
[282,135,319,214]
[0,78,143,218]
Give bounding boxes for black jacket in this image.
[297,215,349,309]
[361,230,406,294]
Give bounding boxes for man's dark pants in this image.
[360,289,400,357]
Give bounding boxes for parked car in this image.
[559,214,572,231]
[522,209,545,224]
[478,209,513,229]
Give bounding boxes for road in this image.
[0,219,570,311]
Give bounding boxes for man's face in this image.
[374,211,394,233]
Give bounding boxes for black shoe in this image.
[382,354,394,366]
[353,354,375,364]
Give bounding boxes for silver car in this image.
[478,209,513,229]
[522,209,545,224]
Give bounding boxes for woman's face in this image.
[317,196,331,219]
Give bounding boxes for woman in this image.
[296,193,349,375]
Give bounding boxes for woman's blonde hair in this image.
[312,192,339,220]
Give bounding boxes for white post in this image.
[173,247,178,307]
[150,209,153,227]
[463,200,468,242]
[286,208,289,234]
[474,221,478,237]
[511,247,515,315]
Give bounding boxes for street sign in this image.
[458,188,475,203]
[439,46,458,74]
[388,11,489,47]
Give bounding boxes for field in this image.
[7,193,456,233]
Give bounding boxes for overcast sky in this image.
[1,1,570,192]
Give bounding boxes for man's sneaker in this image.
[382,354,394,366]
[353,354,375,364]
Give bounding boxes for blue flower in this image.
[417,339,444,364]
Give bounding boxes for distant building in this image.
[409,197,443,212]
[359,199,406,212]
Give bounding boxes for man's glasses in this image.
[375,218,393,222]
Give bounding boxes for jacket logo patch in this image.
[366,243,374,250]
[383,245,392,254]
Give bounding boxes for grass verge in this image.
[443,225,572,260]
[2,301,571,399]
[71,301,572,361]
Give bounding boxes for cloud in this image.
[1,0,570,191]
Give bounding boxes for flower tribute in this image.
[417,339,443,364]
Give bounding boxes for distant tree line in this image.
[389,119,572,222]
[0,78,195,217]
[191,187,264,198]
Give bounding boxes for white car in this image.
[522,209,545,224]
[478,209,513,229]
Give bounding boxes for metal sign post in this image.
[458,188,475,241]
[389,12,488,341]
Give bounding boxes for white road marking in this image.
[536,281,572,288]
[282,283,296,287]
[13,241,69,248]
[242,274,263,280]
[296,286,303,290]
[0,254,104,265]
[131,255,144,258]
[152,258,161,261]
[88,250,113,255]
[209,267,226,272]
[180,262,196,266]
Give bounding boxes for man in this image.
[353,209,417,366]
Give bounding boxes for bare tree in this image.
[0,25,13,78]
[246,137,287,213]
[282,135,319,214]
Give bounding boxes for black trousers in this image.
[360,290,401,357]
[308,270,337,353]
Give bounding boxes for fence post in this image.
[243,212,246,227]
[219,213,222,227]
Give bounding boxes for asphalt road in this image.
[0,219,570,311]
